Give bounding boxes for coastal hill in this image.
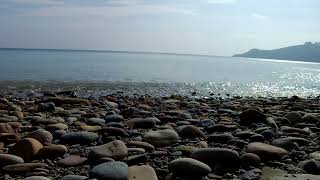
[233,42,320,62]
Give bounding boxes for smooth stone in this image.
[178,125,206,139]
[310,151,320,161]
[25,176,51,180]
[105,114,124,122]
[100,127,127,137]
[46,97,90,106]
[247,142,288,160]
[284,111,302,123]
[271,137,310,151]
[127,154,147,165]
[90,161,128,180]
[38,102,56,112]
[27,129,53,145]
[143,129,179,147]
[10,138,43,162]
[58,155,87,166]
[80,125,101,132]
[128,165,158,180]
[126,141,155,151]
[60,132,98,145]
[2,163,48,172]
[208,133,234,143]
[126,118,156,129]
[87,117,105,125]
[46,123,68,131]
[0,154,24,167]
[281,126,310,135]
[169,158,211,177]
[0,133,20,144]
[88,140,128,161]
[0,123,15,133]
[239,107,266,124]
[241,153,261,167]
[37,145,67,159]
[302,113,320,124]
[128,147,145,154]
[60,175,88,180]
[191,148,240,173]
[175,145,199,155]
[177,112,192,119]
[297,159,320,175]
[261,166,320,180]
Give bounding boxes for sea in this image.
[0,48,320,97]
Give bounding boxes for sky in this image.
[0,0,319,56]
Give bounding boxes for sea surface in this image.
[0,48,320,97]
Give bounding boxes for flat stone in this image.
[88,140,128,161]
[247,142,288,160]
[128,165,158,180]
[87,118,105,125]
[126,141,155,151]
[0,154,24,167]
[37,145,67,159]
[27,129,53,145]
[46,123,68,131]
[2,163,48,172]
[60,132,98,145]
[284,111,302,123]
[261,166,320,180]
[271,137,310,151]
[60,175,88,180]
[80,125,101,132]
[105,114,124,123]
[191,148,240,173]
[25,176,51,180]
[0,123,15,133]
[143,129,179,147]
[126,118,156,129]
[9,138,43,162]
[239,107,266,124]
[58,155,87,166]
[90,161,128,180]
[46,97,90,106]
[178,125,206,139]
[169,158,211,177]
[100,127,126,137]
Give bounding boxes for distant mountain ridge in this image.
[233,42,320,62]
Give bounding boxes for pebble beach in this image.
[1,89,320,180]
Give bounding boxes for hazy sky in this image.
[0,0,319,56]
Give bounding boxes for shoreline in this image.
[0,90,320,179]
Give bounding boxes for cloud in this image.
[23,3,196,18]
[252,13,268,20]
[207,0,236,4]
[5,0,64,5]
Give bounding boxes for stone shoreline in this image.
[1,90,320,179]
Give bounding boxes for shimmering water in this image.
[0,48,320,97]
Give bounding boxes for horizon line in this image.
[0,47,226,58]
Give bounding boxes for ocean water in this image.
[0,48,320,97]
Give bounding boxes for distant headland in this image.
[233,42,320,62]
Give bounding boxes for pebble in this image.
[126,117,156,129]
[37,144,68,159]
[284,111,302,123]
[60,175,88,180]
[239,107,266,124]
[58,155,87,166]
[177,125,207,139]
[2,163,48,172]
[191,148,240,173]
[0,154,24,167]
[143,129,179,147]
[169,158,211,177]
[105,114,124,123]
[25,176,51,180]
[90,161,128,180]
[128,165,158,180]
[10,138,43,162]
[247,142,288,160]
[126,141,155,151]
[60,132,98,145]
[27,129,53,145]
[88,140,128,161]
